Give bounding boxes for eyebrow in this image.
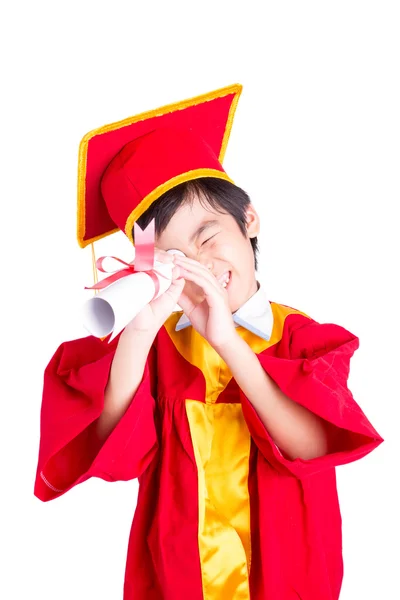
[189,219,219,244]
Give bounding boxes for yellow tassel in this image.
[91,242,99,295]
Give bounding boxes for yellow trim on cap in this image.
[124,168,234,244]
[218,87,241,164]
[77,139,120,248]
[77,83,242,248]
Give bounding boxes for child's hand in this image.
[127,248,185,334]
[171,254,237,348]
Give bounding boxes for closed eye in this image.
[201,234,217,246]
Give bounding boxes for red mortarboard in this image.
[77,83,242,248]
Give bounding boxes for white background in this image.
[1,1,398,598]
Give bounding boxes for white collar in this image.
[174,280,273,341]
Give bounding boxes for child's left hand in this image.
[173,255,237,348]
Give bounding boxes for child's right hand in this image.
[126,247,186,334]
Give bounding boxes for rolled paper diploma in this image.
[82,259,176,341]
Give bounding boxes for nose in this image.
[198,255,213,272]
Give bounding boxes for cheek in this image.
[207,241,232,263]
[219,242,243,268]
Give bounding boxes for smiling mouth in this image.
[218,271,232,289]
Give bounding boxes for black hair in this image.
[132,177,259,270]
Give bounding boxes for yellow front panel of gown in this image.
[186,400,251,599]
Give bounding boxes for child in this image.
[34,84,383,600]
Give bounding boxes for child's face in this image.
[155,191,260,312]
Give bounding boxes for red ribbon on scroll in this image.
[85,219,170,301]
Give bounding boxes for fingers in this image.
[173,256,224,293]
[171,265,185,280]
[154,247,174,264]
[169,266,186,289]
[165,279,186,303]
[176,292,195,315]
[173,256,216,279]
[175,265,225,299]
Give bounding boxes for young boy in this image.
[34,84,383,600]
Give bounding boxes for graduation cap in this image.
[77,83,243,249]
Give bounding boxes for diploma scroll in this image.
[82,261,176,341]
[82,219,185,341]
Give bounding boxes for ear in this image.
[245,203,260,238]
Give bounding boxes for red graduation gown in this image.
[34,301,383,599]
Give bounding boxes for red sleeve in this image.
[240,318,384,479]
[33,333,159,501]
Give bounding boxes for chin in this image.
[226,275,242,309]
[228,286,241,313]
[229,277,257,311]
